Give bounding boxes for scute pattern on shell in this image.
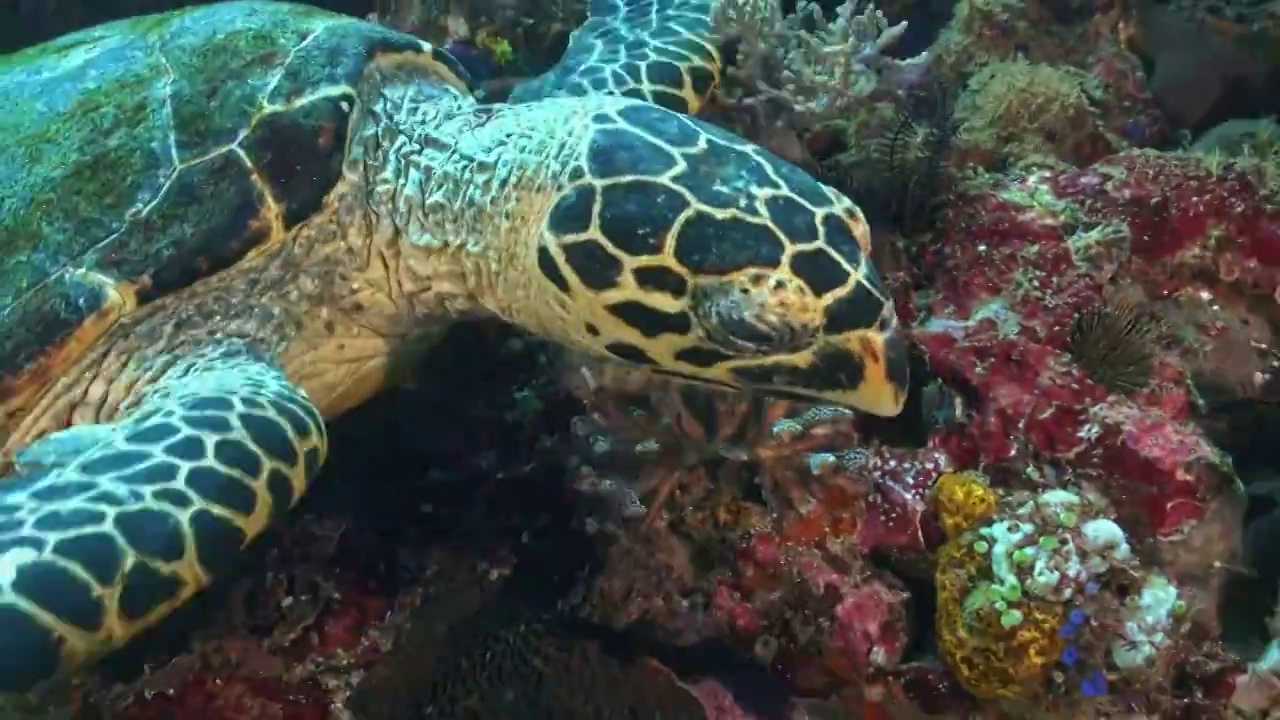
[0,0,453,386]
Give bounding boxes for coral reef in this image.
[887,0,1172,169]
[703,0,932,169]
[906,148,1278,711]
[11,0,1280,718]
[712,0,930,125]
[929,0,1095,73]
[912,149,1276,539]
[950,58,1118,168]
[559,145,1280,716]
[932,472,1187,703]
[565,361,948,698]
[931,36,1171,170]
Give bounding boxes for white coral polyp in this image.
[1080,517,1131,559]
[1110,574,1180,669]
[1025,537,1084,601]
[982,519,1034,587]
[979,489,1139,603]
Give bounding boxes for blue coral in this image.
[1080,669,1108,697]
[1054,607,1110,699]
[1060,645,1079,666]
[1058,606,1089,638]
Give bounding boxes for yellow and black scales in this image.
[0,0,909,699]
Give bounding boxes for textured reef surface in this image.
[8,0,1280,718]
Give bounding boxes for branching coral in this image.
[711,0,930,126]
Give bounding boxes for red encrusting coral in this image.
[567,368,954,698]
[110,531,402,720]
[711,525,913,683]
[119,673,330,720]
[913,149,1278,538]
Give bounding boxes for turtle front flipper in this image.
[508,0,721,114]
[0,345,326,698]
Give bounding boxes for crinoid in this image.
[865,79,959,237]
[1067,298,1163,394]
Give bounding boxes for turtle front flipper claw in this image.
[0,345,327,699]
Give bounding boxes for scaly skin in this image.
[0,0,909,701]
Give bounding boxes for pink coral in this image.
[566,368,941,694]
[711,538,911,691]
[911,149,1277,538]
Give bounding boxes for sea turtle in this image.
[0,0,908,698]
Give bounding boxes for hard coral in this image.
[931,474,1152,696]
[930,0,1094,74]
[563,359,943,696]
[930,470,998,540]
[712,0,929,126]
[925,0,1170,152]
[911,149,1280,540]
[951,58,1117,168]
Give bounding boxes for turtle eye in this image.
[690,272,820,356]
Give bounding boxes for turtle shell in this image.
[0,1,467,400]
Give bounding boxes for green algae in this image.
[0,1,434,372]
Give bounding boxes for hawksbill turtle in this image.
[0,0,908,698]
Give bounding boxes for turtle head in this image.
[530,103,909,416]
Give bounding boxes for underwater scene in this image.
[1,0,1279,717]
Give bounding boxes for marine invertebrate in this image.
[930,470,997,540]
[936,541,1066,700]
[563,358,947,697]
[933,479,1173,700]
[712,0,929,126]
[1066,297,1162,394]
[951,58,1115,168]
[913,149,1275,539]
[717,530,915,690]
[928,0,1098,81]
[849,80,959,237]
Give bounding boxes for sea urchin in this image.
[1067,300,1161,394]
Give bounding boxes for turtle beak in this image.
[727,329,910,417]
[804,329,910,417]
